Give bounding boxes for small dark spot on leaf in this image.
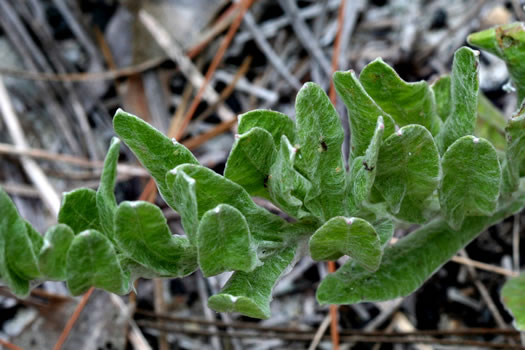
[363,161,374,171]
[263,175,270,188]
[320,141,328,151]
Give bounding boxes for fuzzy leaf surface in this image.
[167,164,288,243]
[96,137,120,239]
[309,217,381,271]
[38,224,75,280]
[267,135,312,219]
[224,127,276,198]
[58,188,101,234]
[360,58,440,135]
[238,109,296,147]
[0,189,38,296]
[347,116,384,213]
[431,75,451,122]
[198,204,259,277]
[114,201,197,276]
[503,106,525,193]
[317,191,525,304]
[294,82,346,220]
[438,47,479,153]
[66,229,129,295]
[113,109,198,210]
[333,70,396,160]
[171,169,199,244]
[501,274,525,331]
[208,247,296,319]
[468,22,525,104]
[440,136,501,229]
[374,125,440,223]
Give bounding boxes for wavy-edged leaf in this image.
[224,127,277,198]
[501,273,525,331]
[374,125,440,223]
[114,201,198,277]
[39,224,75,280]
[113,109,198,210]
[438,47,479,153]
[294,82,346,220]
[238,109,296,147]
[431,75,451,122]
[347,116,384,214]
[58,188,101,234]
[316,191,525,305]
[208,247,296,319]
[374,217,394,248]
[25,220,43,254]
[66,229,129,295]
[171,170,199,245]
[198,204,259,277]
[267,135,313,219]
[440,136,501,229]
[167,164,289,243]
[468,22,525,104]
[477,93,507,151]
[0,189,37,296]
[309,217,381,271]
[503,106,525,193]
[333,70,396,160]
[96,137,120,239]
[360,58,441,135]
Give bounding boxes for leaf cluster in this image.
[2,23,525,325]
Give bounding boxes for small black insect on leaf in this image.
[363,161,374,171]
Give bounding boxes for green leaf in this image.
[347,116,384,214]
[167,164,289,243]
[431,75,451,122]
[0,189,38,296]
[374,125,440,223]
[476,93,507,151]
[468,22,525,104]
[503,105,525,193]
[113,109,198,210]
[440,136,501,229]
[224,127,277,198]
[39,224,75,280]
[333,70,396,160]
[373,217,394,248]
[208,247,296,319]
[438,47,480,153]
[316,191,525,305]
[114,201,198,277]
[25,220,43,254]
[294,82,346,220]
[238,109,296,147]
[66,229,129,295]
[96,137,120,239]
[501,273,525,331]
[360,58,441,135]
[170,169,199,245]
[58,188,101,234]
[309,217,381,271]
[197,204,259,277]
[267,135,313,219]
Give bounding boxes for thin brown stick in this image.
[174,0,254,141]
[0,142,147,177]
[137,320,524,348]
[131,308,524,337]
[53,287,94,350]
[451,255,518,277]
[182,118,238,150]
[325,1,347,348]
[0,57,164,82]
[308,313,331,350]
[0,339,24,350]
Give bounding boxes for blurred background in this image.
[0,0,524,349]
